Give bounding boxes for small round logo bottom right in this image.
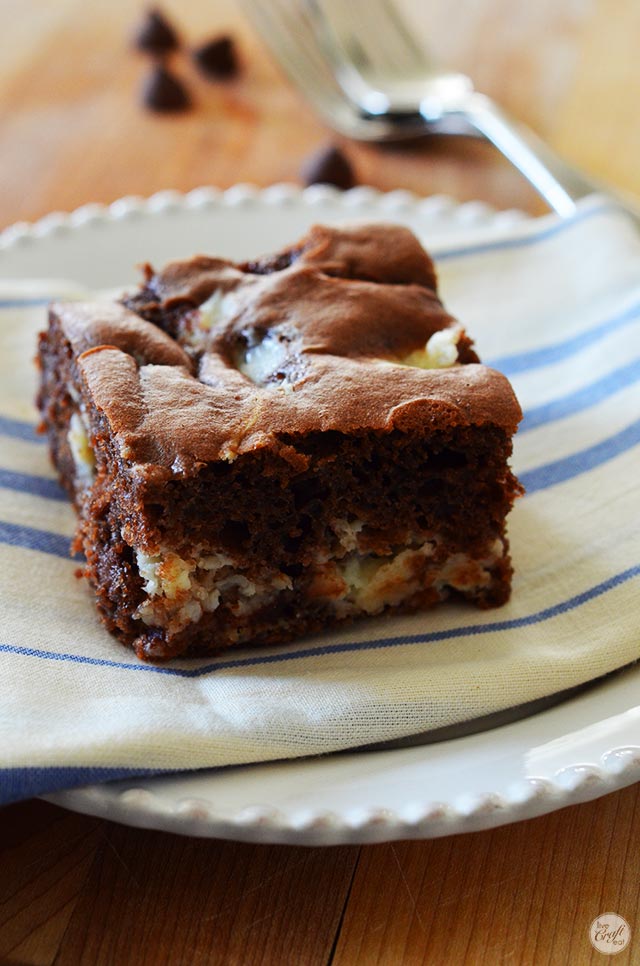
[589,913,631,956]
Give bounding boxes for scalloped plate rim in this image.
[3,183,636,844]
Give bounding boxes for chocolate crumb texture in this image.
[193,35,239,79]
[133,7,180,55]
[301,145,356,190]
[141,64,191,113]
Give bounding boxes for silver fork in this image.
[242,0,638,220]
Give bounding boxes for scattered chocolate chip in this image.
[301,145,356,190]
[141,64,191,113]
[192,35,239,79]
[134,7,180,55]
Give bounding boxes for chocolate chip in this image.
[133,8,180,54]
[192,35,239,79]
[141,64,191,113]
[301,145,356,190]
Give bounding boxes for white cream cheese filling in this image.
[337,543,435,614]
[402,325,463,369]
[132,527,503,634]
[238,333,291,387]
[68,410,95,484]
[134,547,292,633]
[197,290,238,332]
[331,517,365,554]
[236,328,301,393]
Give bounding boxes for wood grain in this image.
[1,0,639,963]
[0,802,102,966]
[332,786,640,965]
[0,801,360,966]
[2,790,638,965]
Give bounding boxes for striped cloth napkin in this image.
[1,198,639,805]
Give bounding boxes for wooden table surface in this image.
[1,1,639,963]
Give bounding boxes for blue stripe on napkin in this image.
[489,299,640,376]
[519,418,640,494]
[0,297,52,309]
[1,563,637,678]
[0,414,45,443]
[436,200,616,262]
[520,358,640,432]
[0,520,76,559]
[0,766,180,806]
[0,468,67,501]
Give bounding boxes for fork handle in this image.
[463,92,640,221]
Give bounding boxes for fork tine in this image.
[241,0,428,140]
[241,0,349,129]
[244,0,602,214]
[378,0,431,71]
[313,0,429,77]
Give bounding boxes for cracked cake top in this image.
[51,223,522,473]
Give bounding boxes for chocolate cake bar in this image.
[37,224,523,661]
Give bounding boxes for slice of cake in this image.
[37,223,523,661]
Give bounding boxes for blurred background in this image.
[1,0,639,225]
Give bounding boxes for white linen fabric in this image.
[1,199,639,803]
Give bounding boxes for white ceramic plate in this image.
[44,663,640,844]
[3,185,638,844]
